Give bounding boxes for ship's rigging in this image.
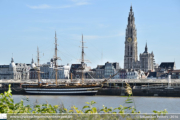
[54,31,61,86]
[22,32,120,95]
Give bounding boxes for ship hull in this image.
[23,86,101,95]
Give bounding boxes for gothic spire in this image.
[130,5,133,12]
[11,57,14,63]
[129,5,134,16]
[128,5,135,26]
[124,6,138,69]
[11,53,14,63]
[31,58,34,63]
[145,42,148,53]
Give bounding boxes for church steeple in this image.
[31,58,34,63]
[144,42,148,53]
[130,5,133,14]
[124,5,138,69]
[126,5,136,40]
[128,5,135,25]
[11,57,14,63]
[31,57,36,69]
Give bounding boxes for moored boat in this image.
[22,84,101,95]
[22,33,103,95]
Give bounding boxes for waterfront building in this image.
[63,64,71,79]
[0,58,30,80]
[140,71,147,79]
[154,62,176,79]
[168,70,180,79]
[0,65,11,79]
[104,62,120,79]
[124,6,155,72]
[29,58,70,79]
[29,58,37,79]
[139,43,154,72]
[159,62,176,71]
[70,62,120,79]
[156,71,168,79]
[126,70,146,79]
[126,71,139,79]
[93,62,121,79]
[154,63,159,72]
[70,63,91,79]
[86,69,96,79]
[29,68,38,79]
[0,58,17,79]
[147,72,157,79]
[30,58,36,69]
[40,62,51,79]
[70,64,82,79]
[119,69,128,79]
[95,65,105,79]
[15,62,30,80]
[49,64,70,79]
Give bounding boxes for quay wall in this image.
[97,88,180,97]
[0,88,26,95]
[1,87,180,97]
[1,79,180,84]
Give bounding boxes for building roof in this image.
[90,68,96,71]
[147,72,157,78]
[144,42,148,53]
[0,65,9,68]
[119,69,127,72]
[96,65,105,69]
[104,62,120,69]
[159,62,175,69]
[113,62,120,69]
[0,74,11,75]
[30,69,36,71]
[70,64,82,70]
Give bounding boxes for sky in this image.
[0,0,180,69]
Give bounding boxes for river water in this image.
[12,95,180,113]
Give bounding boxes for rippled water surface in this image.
[13,95,180,113]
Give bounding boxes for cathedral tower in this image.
[124,6,138,69]
[140,43,154,72]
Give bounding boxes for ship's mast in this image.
[81,35,84,64]
[54,31,61,86]
[37,46,40,67]
[37,46,40,87]
[81,35,85,84]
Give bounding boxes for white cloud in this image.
[27,4,51,9]
[27,0,90,9]
[75,1,90,6]
[58,5,72,8]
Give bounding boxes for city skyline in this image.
[0,0,180,69]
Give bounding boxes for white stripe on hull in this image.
[25,90,98,94]
[24,87,101,91]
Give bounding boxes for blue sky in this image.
[0,0,180,69]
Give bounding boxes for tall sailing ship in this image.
[22,32,117,95]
